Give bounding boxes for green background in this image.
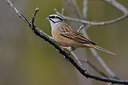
[0,0,128,85]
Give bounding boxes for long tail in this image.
[85,44,117,55]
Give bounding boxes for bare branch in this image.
[84,60,109,78]
[83,0,88,20]
[84,24,92,31]
[36,27,54,40]
[82,1,108,78]
[104,0,128,15]
[82,0,118,79]
[90,48,118,79]
[77,24,84,32]
[64,0,119,79]
[59,0,128,26]
[7,0,31,27]
[64,0,114,79]
[68,47,85,70]
[59,14,127,26]
[7,0,128,84]
[71,0,82,18]
[65,0,81,18]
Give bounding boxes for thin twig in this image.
[64,0,119,79]
[65,0,110,78]
[71,0,82,18]
[7,0,128,84]
[79,0,110,78]
[104,0,128,15]
[90,48,118,79]
[68,47,85,70]
[64,2,115,78]
[61,8,64,15]
[83,0,88,20]
[84,24,92,31]
[64,0,87,73]
[86,60,109,78]
[36,27,54,40]
[83,0,92,31]
[77,24,84,32]
[59,0,128,25]
[59,14,128,26]
[65,0,81,18]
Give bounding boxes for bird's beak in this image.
[45,17,49,20]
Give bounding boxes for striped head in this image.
[46,14,64,32]
[46,14,64,24]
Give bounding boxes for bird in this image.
[46,14,116,55]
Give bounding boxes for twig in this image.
[85,60,109,78]
[83,0,88,20]
[82,0,92,31]
[84,24,92,31]
[77,24,84,32]
[36,27,54,40]
[64,0,120,79]
[71,0,82,18]
[59,14,128,26]
[7,0,128,84]
[68,47,85,70]
[65,0,110,78]
[58,0,128,26]
[65,0,81,18]
[62,0,87,73]
[104,0,128,15]
[64,0,87,74]
[90,48,118,79]
[61,8,64,15]
[83,0,92,31]
[64,0,117,79]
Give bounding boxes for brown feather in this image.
[58,23,96,45]
[52,23,116,55]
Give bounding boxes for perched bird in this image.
[46,14,116,55]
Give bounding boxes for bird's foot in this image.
[60,46,71,61]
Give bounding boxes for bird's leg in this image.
[60,46,75,54]
[59,46,73,61]
[60,46,70,49]
[67,47,75,54]
[56,46,68,53]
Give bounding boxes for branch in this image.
[82,0,108,78]
[81,60,109,78]
[83,0,88,20]
[104,0,128,15]
[58,0,128,26]
[7,0,128,84]
[59,13,128,26]
[68,48,85,70]
[65,0,81,18]
[64,0,119,79]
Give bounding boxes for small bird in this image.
[46,14,116,55]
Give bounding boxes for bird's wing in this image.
[58,24,96,45]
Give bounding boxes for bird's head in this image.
[46,14,64,25]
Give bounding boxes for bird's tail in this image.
[85,44,117,55]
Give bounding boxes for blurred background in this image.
[0,0,128,85]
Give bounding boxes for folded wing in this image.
[58,24,96,45]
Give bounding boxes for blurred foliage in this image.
[0,0,128,85]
